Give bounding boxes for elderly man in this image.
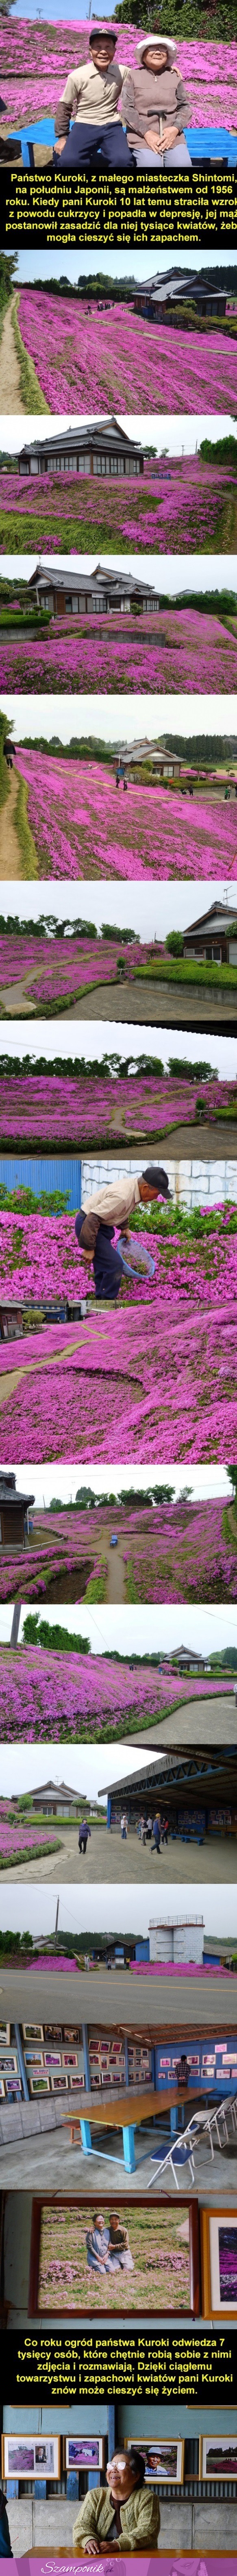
[120,35,191,166]
[72,2444,161,2554]
[53,27,132,172]
[75,1161,172,1303]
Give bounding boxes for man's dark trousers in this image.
[54,121,133,171]
[75,1209,123,1301]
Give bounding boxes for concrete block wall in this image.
[81,1155,237,1210]
[7,2493,237,2553]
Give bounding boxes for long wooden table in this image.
[63,2081,204,2172]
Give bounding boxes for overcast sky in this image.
[0,1883,236,1938]
[13,249,237,286]
[4,413,235,459]
[2,549,235,594]
[2,1603,237,1653]
[0,1738,162,1804]
[2,688,237,750]
[0,881,236,940]
[0,1022,236,1075]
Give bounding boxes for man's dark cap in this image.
[89,26,116,42]
[142,1164,172,1199]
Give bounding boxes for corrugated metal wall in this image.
[0,1154,82,1210]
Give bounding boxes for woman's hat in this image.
[136,33,176,56]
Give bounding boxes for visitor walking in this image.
[161,1815,169,1845]
[75,1163,172,1303]
[151,1814,161,1856]
[78,1820,91,1856]
[120,36,191,166]
[53,29,133,171]
[121,1811,128,1839]
[146,1814,153,1841]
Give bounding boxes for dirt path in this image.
[0,1329,90,1411]
[0,297,24,414]
[0,770,21,881]
[0,969,37,1015]
[105,1536,126,1603]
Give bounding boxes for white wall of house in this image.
[81,1155,237,1210]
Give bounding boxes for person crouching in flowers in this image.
[72,2446,161,2553]
[120,36,191,168]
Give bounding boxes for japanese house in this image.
[183,900,237,963]
[132,266,237,320]
[0,1472,35,1547]
[18,418,144,479]
[28,564,160,617]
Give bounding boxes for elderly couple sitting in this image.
[54,26,191,170]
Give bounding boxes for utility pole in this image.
[10,1602,21,1647]
[55,1896,59,1947]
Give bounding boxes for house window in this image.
[65,595,73,611]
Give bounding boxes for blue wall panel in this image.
[0,1154,81,1211]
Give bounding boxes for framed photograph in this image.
[0,2054,18,2076]
[125,2440,185,2484]
[4,2078,22,2098]
[0,2077,6,2099]
[29,2075,50,2097]
[51,2074,69,2092]
[44,2053,64,2070]
[201,2208,237,2316]
[200,2434,237,2481]
[28,2196,200,2319]
[65,2438,105,2471]
[0,2025,11,2045]
[22,2025,45,2042]
[24,2050,45,2067]
[1,2436,61,2480]
[62,2051,81,2068]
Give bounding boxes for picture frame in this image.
[201,2208,237,2317]
[65,2437,105,2471]
[29,2076,51,2097]
[0,2025,11,2045]
[0,2054,18,2077]
[24,2049,45,2066]
[124,2440,185,2485]
[28,2195,200,2319]
[22,2026,45,2042]
[1,2435,61,2481]
[200,2434,237,2481]
[51,2074,69,2092]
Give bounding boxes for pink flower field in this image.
[15,749,237,883]
[1,1203,237,1310]
[0,1807,61,1865]
[1,1068,236,1149]
[1,29,236,125]
[0,928,140,1011]
[2,458,234,557]
[0,1643,233,1742]
[0,1496,236,1607]
[1,610,237,695]
[15,291,237,420]
[0,1305,236,1463]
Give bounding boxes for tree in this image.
[165,931,184,957]
[22,1613,90,1653]
[168,1055,215,1081]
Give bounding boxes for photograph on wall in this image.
[200,2436,237,2481]
[65,2438,105,2469]
[28,2195,200,2317]
[125,2441,185,2484]
[1,2437,61,2479]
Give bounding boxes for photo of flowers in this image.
[28,2196,200,2317]
[200,2437,237,2481]
[201,2209,237,2314]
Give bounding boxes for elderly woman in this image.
[73,2444,161,2554]
[120,36,191,166]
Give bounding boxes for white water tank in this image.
[149,1923,174,1960]
[174,1922,204,1963]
